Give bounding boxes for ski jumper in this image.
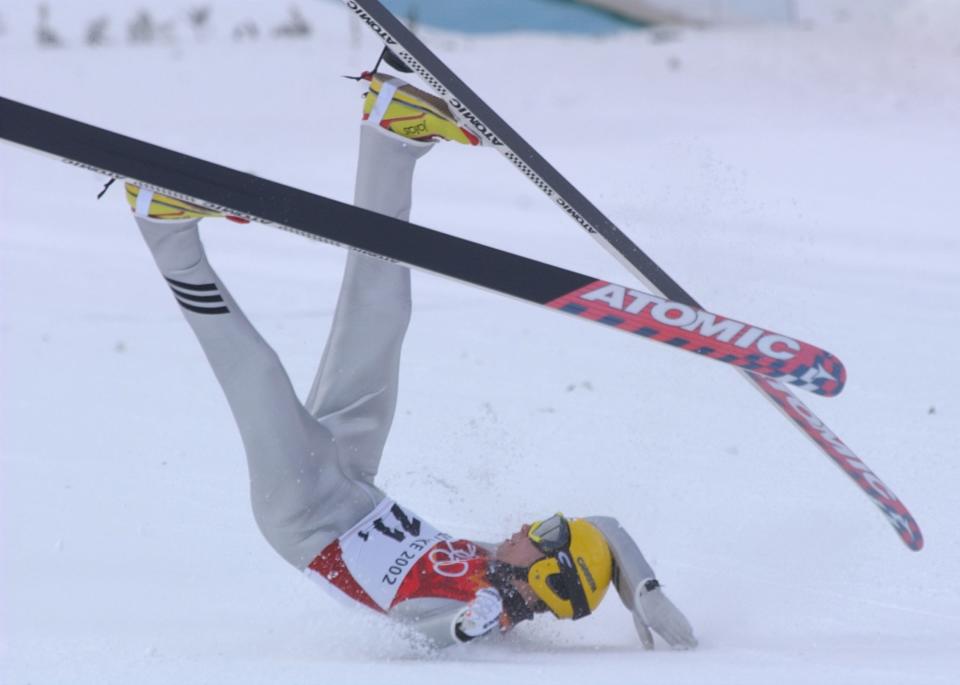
[134,122,678,648]
[136,125,496,645]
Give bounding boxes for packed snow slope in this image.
[2,2,958,684]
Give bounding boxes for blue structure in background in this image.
[376,0,643,35]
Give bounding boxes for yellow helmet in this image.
[526,515,613,620]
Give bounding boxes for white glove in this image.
[455,587,503,640]
[633,579,698,650]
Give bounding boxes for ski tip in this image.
[895,514,925,552]
[906,533,925,551]
[878,497,924,551]
[781,353,847,398]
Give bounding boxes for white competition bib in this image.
[337,498,450,610]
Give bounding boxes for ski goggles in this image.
[527,513,571,554]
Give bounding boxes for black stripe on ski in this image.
[0,96,591,305]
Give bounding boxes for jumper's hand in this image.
[633,579,698,650]
[455,588,503,640]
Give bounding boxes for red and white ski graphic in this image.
[549,281,845,398]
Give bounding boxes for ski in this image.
[0,96,843,395]
[340,0,923,550]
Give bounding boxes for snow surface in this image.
[2,1,959,683]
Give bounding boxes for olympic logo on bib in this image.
[429,541,478,578]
